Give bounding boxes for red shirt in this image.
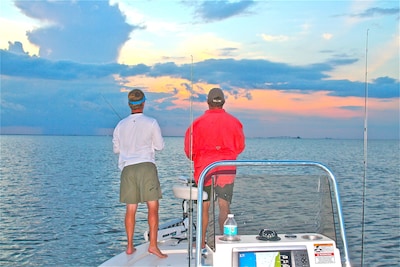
[184,109,245,186]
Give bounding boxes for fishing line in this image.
[361,28,369,267]
[101,93,123,120]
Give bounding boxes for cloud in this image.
[369,76,400,98]
[7,41,28,55]
[322,33,333,40]
[1,50,125,80]
[195,0,256,22]
[2,49,398,100]
[14,0,138,63]
[217,47,239,57]
[335,6,400,19]
[261,34,289,42]
[353,7,400,18]
[373,76,397,85]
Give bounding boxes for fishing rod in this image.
[189,55,194,166]
[101,93,123,120]
[361,28,369,267]
[188,55,194,265]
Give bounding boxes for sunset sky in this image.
[1,0,399,139]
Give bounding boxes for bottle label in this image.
[224,225,238,236]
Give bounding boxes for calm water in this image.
[0,135,399,266]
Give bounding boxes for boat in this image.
[99,160,352,266]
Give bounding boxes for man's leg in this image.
[125,204,138,254]
[202,201,211,248]
[218,198,230,233]
[147,200,168,258]
[216,182,234,233]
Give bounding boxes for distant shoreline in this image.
[1,133,398,141]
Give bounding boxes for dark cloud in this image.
[195,0,256,22]
[14,0,139,63]
[1,50,125,80]
[354,7,400,18]
[340,106,363,111]
[2,49,398,99]
[119,64,151,77]
[149,62,183,77]
[217,47,239,57]
[0,70,123,135]
[373,76,397,85]
[369,76,400,98]
[334,6,400,19]
[7,41,28,55]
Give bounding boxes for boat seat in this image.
[172,185,208,201]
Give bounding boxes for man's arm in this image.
[184,127,193,159]
[112,126,120,154]
[235,121,245,155]
[152,120,165,151]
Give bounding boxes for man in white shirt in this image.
[112,89,167,258]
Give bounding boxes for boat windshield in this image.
[204,163,342,253]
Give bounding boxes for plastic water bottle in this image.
[223,214,238,241]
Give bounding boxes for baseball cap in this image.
[207,88,225,104]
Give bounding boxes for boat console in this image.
[204,233,342,267]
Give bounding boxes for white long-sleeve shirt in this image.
[112,113,164,170]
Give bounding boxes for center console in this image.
[204,233,342,267]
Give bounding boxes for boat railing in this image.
[194,160,351,267]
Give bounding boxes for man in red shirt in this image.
[184,88,245,249]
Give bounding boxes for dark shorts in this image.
[203,183,234,203]
[120,162,162,204]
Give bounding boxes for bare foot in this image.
[126,246,137,255]
[148,246,168,258]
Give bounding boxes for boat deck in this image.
[100,239,195,266]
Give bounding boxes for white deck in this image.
[100,233,343,267]
[100,239,195,267]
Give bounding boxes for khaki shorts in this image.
[203,183,234,203]
[120,162,162,204]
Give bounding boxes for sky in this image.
[0,0,399,139]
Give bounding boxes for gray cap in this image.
[207,88,225,104]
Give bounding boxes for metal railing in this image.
[194,160,351,267]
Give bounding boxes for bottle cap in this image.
[228,214,234,218]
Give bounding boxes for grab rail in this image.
[194,160,351,267]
